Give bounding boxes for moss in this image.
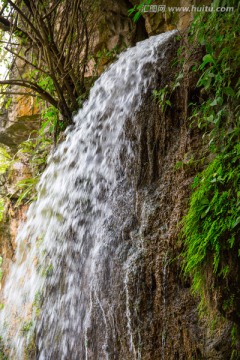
[21,321,33,334]
[24,335,37,360]
[0,337,8,360]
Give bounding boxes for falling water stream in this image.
[0,30,176,359]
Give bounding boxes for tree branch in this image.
[42,0,62,20]
[0,91,37,96]
[0,79,58,108]
[0,14,33,41]
[5,46,50,76]
[6,0,43,42]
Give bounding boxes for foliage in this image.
[128,0,153,22]
[33,291,42,318]
[0,147,12,220]
[0,198,3,222]
[11,90,61,207]
[153,86,171,113]
[0,147,11,175]
[24,335,36,360]
[0,76,60,210]
[14,131,52,207]
[40,105,60,136]
[153,71,183,113]
[188,0,239,141]
[0,256,2,282]
[183,143,240,291]
[15,176,38,207]
[0,340,7,360]
[21,320,33,334]
[182,0,240,327]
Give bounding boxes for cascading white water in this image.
[0,30,176,359]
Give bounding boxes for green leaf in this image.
[232,217,240,229]
[206,115,214,123]
[210,97,223,106]
[223,87,235,97]
[199,54,215,70]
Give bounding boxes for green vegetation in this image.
[153,86,172,113]
[0,256,2,282]
[24,336,36,360]
[14,129,52,207]
[188,0,239,137]
[0,147,11,175]
[21,321,33,335]
[180,0,240,340]
[33,291,42,318]
[153,71,183,112]
[0,198,4,222]
[183,144,239,290]
[0,129,52,210]
[0,147,12,221]
[128,0,153,22]
[0,336,7,360]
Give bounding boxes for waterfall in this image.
[0,30,176,359]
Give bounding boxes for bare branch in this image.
[5,46,50,76]
[0,0,100,127]
[0,91,37,96]
[6,0,43,42]
[0,40,20,45]
[42,0,62,20]
[0,14,33,41]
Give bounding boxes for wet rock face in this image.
[127,97,232,359]
[118,56,233,359]
[97,47,233,359]
[69,41,233,358]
